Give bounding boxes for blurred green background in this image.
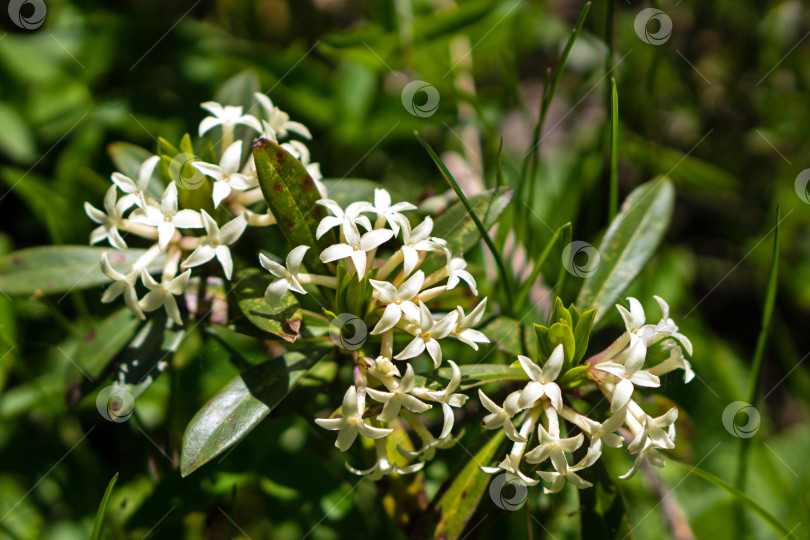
[0,0,809,538]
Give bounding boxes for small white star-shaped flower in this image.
[422,360,469,439]
[182,211,248,280]
[595,339,660,412]
[100,252,144,319]
[394,301,458,368]
[198,101,262,137]
[433,238,477,294]
[478,389,525,442]
[451,298,489,350]
[314,385,393,452]
[253,93,312,140]
[523,424,584,473]
[319,220,393,279]
[131,183,203,250]
[110,155,159,209]
[315,199,373,239]
[536,447,600,493]
[138,268,192,325]
[516,345,565,411]
[627,407,678,454]
[365,364,431,422]
[191,141,257,208]
[85,185,131,250]
[369,188,415,235]
[576,409,626,451]
[368,271,423,334]
[259,245,309,304]
[400,218,435,276]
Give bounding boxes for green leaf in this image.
[180,348,330,477]
[253,138,329,274]
[89,473,118,540]
[233,268,303,342]
[481,316,525,356]
[576,177,675,324]
[0,103,36,164]
[578,458,633,539]
[68,308,141,385]
[107,142,151,180]
[418,431,506,540]
[0,246,165,295]
[670,460,797,539]
[572,308,597,364]
[608,77,619,220]
[322,179,382,206]
[548,322,575,368]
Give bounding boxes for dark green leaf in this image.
[68,307,141,384]
[578,458,633,539]
[253,138,329,274]
[0,246,165,295]
[180,348,330,476]
[572,308,597,364]
[576,178,675,324]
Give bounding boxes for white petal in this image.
[218,215,248,245]
[543,344,565,381]
[215,245,234,280]
[183,244,216,268]
[320,243,353,263]
[610,379,635,412]
[359,229,394,252]
[212,181,232,208]
[220,141,243,175]
[371,304,401,335]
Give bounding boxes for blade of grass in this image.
[735,206,781,495]
[90,472,119,540]
[608,77,619,220]
[416,132,514,308]
[670,460,796,539]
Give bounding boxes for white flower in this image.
[536,448,600,493]
[619,436,667,480]
[100,252,144,319]
[315,199,372,239]
[259,245,309,304]
[85,185,131,250]
[478,389,525,442]
[191,141,257,208]
[346,450,424,480]
[369,188,415,235]
[319,220,393,279]
[394,302,458,368]
[433,239,477,294]
[365,364,431,422]
[198,102,262,137]
[314,385,393,452]
[627,408,678,454]
[617,297,646,334]
[400,218,435,276]
[368,271,423,334]
[595,339,660,412]
[576,409,626,451]
[481,454,539,486]
[516,345,564,411]
[130,183,203,250]
[451,298,489,350]
[182,211,248,280]
[253,93,312,140]
[138,269,191,324]
[423,361,468,439]
[110,155,159,209]
[524,424,584,472]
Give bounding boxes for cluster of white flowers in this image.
[85,94,322,325]
[263,189,490,479]
[479,297,693,492]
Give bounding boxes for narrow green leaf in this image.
[67,308,141,385]
[670,460,796,539]
[233,268,303,342]
[322,179,383,206]
[89,473,118,540]
[180,348,330,476]
[416,133,514,306]
[418,431,506,540]
[608,77,619,220]
[736,207,781,493]
[576,177,675,324]
[433,364,527,390]
[572,308,597,364]
[481,316,525,356]
[253,138,329,274]
[0,246,165,295]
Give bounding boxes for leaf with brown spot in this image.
[233,268,303,342]
[253,139,330,273]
